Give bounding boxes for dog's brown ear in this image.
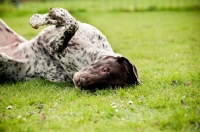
[117,57,140,85]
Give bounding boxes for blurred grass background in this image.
[0,0,200,17]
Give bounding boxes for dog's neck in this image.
[95,51,122,62]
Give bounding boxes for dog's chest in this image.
[55,39,99,75]
[52,24,111,74]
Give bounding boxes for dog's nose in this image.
[77,77,85,87]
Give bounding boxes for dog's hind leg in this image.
[0,19,27,47]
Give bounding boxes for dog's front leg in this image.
[46,24,78,55]
[46,8,79,55]
[29,8,79,55]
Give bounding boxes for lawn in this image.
[0,2,200,132]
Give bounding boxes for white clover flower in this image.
[128,101,133,105]
[6,106,12,110]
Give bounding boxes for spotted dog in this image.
[0,8,140,89]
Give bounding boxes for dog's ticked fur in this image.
[0,8,140,89]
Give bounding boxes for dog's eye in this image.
[101,67,109,73]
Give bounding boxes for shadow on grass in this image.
[0,78,73,89]
[0,77,139,95]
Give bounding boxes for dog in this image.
[0,8,140,89]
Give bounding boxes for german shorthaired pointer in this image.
[0,8,140,89]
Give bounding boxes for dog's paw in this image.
[49,8,75,26]
[29,14,57,29]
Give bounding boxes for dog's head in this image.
[73,56,140,90]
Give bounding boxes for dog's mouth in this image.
[73,71,125,90]
[73,72,95,89]
[73,76,86,88]
[73,72,109,90]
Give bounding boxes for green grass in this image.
[0,4,200,132]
